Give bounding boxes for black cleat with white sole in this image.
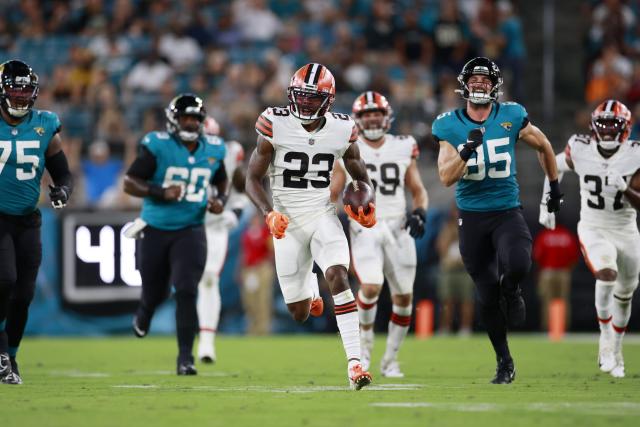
[0,353,11,378]
[132,307,152,338]
[491,357,516,384]
[177,357,197,376]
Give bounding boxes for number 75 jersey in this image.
[0,109,61,215]
[432,102,529,212]
[256,106,357,223]
[565,134,640,230]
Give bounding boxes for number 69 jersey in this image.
[564,134,640,230]
[256,106,357,225]
[358,134,419,220]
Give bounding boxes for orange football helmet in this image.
[590,99,632,150]
[352,91,393,141]
[287,63,335,122]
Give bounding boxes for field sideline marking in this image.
[112,384,422,393]
[370,402,640,415]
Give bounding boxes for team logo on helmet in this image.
[165,93,206,143]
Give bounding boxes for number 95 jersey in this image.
[0,110,60,215]
[565,134,640,230]
[256,106,357,225]
[432,102,529,212]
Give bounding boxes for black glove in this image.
[459,128,484,161]
[546,179,563,213]
[405,207,426,239]
[49,185,70,209]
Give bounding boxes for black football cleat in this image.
[10,357,19,376]
[132,307,151,338]
[177,359,198,376]
[491,357,516,384]
[1,371,22,385]
[502,286,526,327]
[0,353,11,378]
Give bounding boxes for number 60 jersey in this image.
[563,134,640,229]
[256,106,357,225]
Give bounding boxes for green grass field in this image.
[3,335,639,427]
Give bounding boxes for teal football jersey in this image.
[0,109,61,215]
[432,102,528,211]
[140,131,226,230]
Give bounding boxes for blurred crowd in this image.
[0,0,525,208]
[583,0,640,137]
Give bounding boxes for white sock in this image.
[595,280,615,331]
[308,271,320,300]
[612,291,632,352]
[357,290,378,327]
[333,289,360,367]
[383,304,412,362]
[197,274,221,337]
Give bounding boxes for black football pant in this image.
[139,224,206,361]
[0,211,42,356]
[458,208,532,361]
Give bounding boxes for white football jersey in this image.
[566,133,640,229]
[205,139,246,229]
[357,134,419,220]
[256,106,357,224]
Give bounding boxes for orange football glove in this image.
[344,202,377,228]
[265,210,289,239]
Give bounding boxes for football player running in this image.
[330,91,428,378]
[0,60,73,385]
[246,63,375,390]
[124,94,228,375]
[539,99,640,378]
[434,57,562,384]
[197,116,248,363]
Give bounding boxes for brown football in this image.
[343,180,374,215]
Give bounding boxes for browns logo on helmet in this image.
[352,91,394,141]
[287,63,335,123]
[590,99,632,151]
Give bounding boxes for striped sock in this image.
[333,290,360,367]
[383,304,412,362]
[356,290,378,327]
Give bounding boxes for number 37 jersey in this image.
[564,134,640,230]
[256,106,357,223]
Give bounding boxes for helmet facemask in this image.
[455,57,503,104]
[458,74,502,104]
[287,87,333,123]
[356,110,391,141]
[0,62,39,119]
[591,116,628,151]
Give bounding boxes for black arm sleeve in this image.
[126,146,157,180]
[45,150,73,193]
[210,160,228,185]
[520,116,530,132]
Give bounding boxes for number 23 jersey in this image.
[256,106,357,223]
[564,134,640,230]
